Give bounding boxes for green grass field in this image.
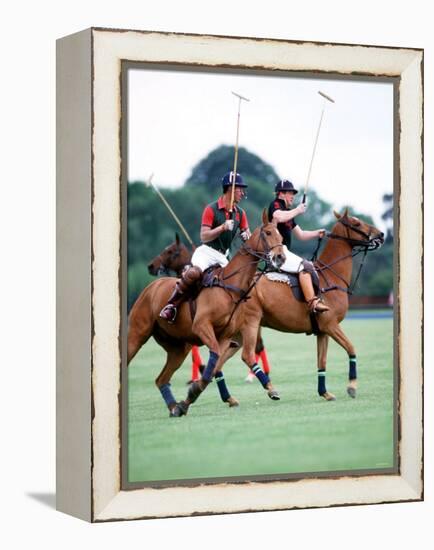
[127,316,395,483]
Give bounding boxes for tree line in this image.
[128,145,393,310]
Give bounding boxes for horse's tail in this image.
[127,278,174,364]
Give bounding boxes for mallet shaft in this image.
[229,91,250,212]
[303,108,325,203]
[147,174,195,247]
[302,91,335,203]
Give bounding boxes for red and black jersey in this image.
[268,198,298,248]
[201,196,249,253]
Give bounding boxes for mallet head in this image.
[231,91,250,102]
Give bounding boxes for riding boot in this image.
[159,265,202,323]
[299,271,329,313]
[159,282,185,323]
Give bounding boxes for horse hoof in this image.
[226,396,240,407]
[170,401,189,417]
[347,386,357,398]
[321,392,336,401]
[169,407,183,417]
[267,389,281,401]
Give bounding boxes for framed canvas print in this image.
[56,28,423,522]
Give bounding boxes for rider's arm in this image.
[200,204,233,243]
[272,203,305,224]
[293,225,325,241]
[200,223,229,243]
[240,210,249,232]
[239,210,251,240]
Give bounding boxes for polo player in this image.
[268,179,329,313]
[159,171,251,323]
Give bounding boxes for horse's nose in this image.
[148,262,156,275]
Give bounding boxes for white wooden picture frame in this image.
[56,27,423,522]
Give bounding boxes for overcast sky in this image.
[128,67,393,228]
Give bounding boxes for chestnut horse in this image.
[147,233,192,279]
[232,209,385,401]
[147,234,206,381]
[147,233,273,382]
[128,213,285,416]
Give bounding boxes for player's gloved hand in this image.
[223,219,234,231]
[240,229,251,241]
[318,229,326,238]
[297,202,307,214]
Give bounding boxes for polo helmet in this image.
[274,179,298,194]
[221,171,248,191]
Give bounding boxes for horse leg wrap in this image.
[349,355,357,380]
[202,351,220,383]
[215,371,231,402]
[251,363,270,389]
[159,383,177,409]
[187,381,203,404]
[317,369,327,395]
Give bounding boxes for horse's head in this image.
[244,210,285,269]
[332,208,385,250]
[148,233,192,276]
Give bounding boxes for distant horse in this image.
[128,212,285,416]
[147,233,192,279]
[147,233,272,381]
[147,234,205,381]
[231,209,385,401]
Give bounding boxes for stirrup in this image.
[307,297,329,313]
[159,304,177,323]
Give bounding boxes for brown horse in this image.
[232,209,385,401]
[147,233,192,278]
[147,234,205,381]
[147,234,272,382]
[128,212,285,416]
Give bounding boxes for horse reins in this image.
[212,226,281,328]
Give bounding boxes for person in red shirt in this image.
[159,171,251,323]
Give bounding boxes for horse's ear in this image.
[262,208,268,225]
[333,210,341,219]
[175,232,180,245]
[343,207,349,217]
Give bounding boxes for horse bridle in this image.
[327,218,383,251]
[241,225,283,267]
[212,225,283,330]
[214,225,282,306]
[315,218,383,295]
[156,244,183,276]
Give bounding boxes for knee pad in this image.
[183,265,203,285]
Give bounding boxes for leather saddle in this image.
[265,269,321,303]
[184,264,223,320]
[186,264,247,321]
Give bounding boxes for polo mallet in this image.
[229,91,250,212]
[146,173,195,248]
[302,90,335,204]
